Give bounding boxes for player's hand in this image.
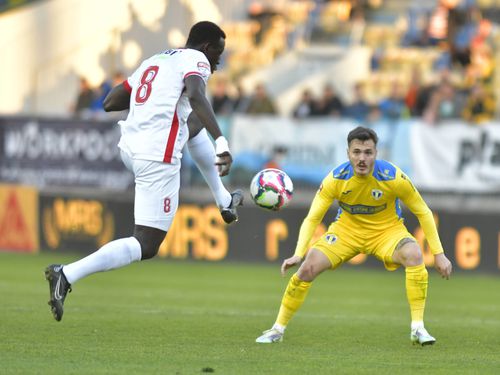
[215,152,232,177]
[434,253,452,279]
[281,255,302,277]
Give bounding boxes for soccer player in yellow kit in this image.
[256,126,452,346]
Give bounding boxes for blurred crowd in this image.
[72,74,280,120]
[210,81,277,116]
[71,72,126,120]
[72,0,498,126]
[288,68,495,125]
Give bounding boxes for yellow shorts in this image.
[312,223,416,271]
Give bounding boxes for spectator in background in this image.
[404,66,425,116]
[73,77,95,118]
[348,0,367,46]
[112,71,126,87]
[378,81,408,120]
[344,82,370,123]
[405,68,424,116]
[102,72,129,120]
[423,80,461,124]
[427,0,454,46]
[448,2,475,68]
[90,80,113,119]
[468,20,494,83]
[314,84,344,117]
[414,68,451,117]
[264,145,288,170]
[89,72,126,119]
[414,83,434,117]
[462,83,495,124]
[401,5,431,47]
[247,1,280,45]
[292,88,316,118]
[211,79,234,115]
[370,47,384,71]
[365,105,383,126]
[246,83,277,115]
[232,84,251,113]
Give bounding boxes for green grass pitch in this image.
[1,251,499,374]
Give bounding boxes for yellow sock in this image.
[276,273,312,327]
[405,263,428,323]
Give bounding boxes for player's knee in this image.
[297,263,319,282]
[139,241,160,260]
[398,245,423,266]
[133,226,166,260]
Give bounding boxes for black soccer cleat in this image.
[220,189,244,224]
[45,264,72,322]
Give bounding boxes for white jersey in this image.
[118,48,211,163]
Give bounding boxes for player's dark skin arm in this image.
[184,75,223,141]
[185,75,232,175]
[103,83,130,112]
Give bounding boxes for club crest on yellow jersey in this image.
[325,234,337,244]
[371,189,383,200]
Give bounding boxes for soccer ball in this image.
[250,168,293,211]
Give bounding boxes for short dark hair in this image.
[186,21,226,46]
[347,126,378,146]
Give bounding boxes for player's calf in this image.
[133,225,167,260]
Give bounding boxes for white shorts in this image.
[121,150,180,231]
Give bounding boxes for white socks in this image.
[62,237,142,284]
[411,321,424,331]
[272,323,286,333]
[187,128,232,208]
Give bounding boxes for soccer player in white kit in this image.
[44,21,242,322]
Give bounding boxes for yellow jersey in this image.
[294,160,444,258]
